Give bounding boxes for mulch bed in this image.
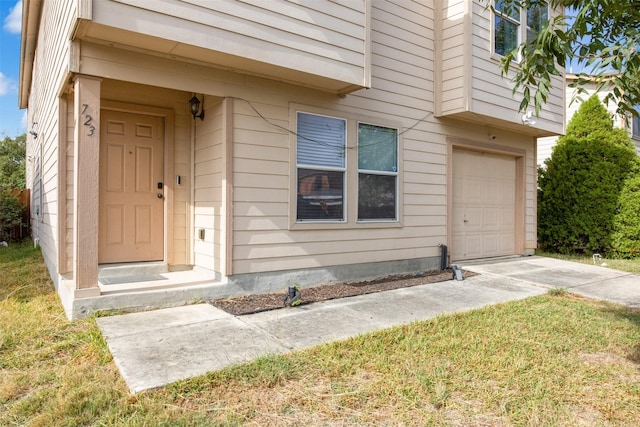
[210,268,477,315]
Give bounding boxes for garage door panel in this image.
[452,149,516,260]
[483,235,498,254]
[452,235,465,253]
[499,233,515,253]
[500,207,515,227]
[465,235,483,258]
[483,208,499,228]
[486,187,502,204]
[500,181,516,203]
[465,207,483,228]
[452,207,466,227]
[453,178,464,203]
[466,182,484,204]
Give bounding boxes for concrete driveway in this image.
[461,256,640,309]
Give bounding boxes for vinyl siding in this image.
[25,0,548,290]
[437,0,467,115]
[89,0,369,92]
[193,99,225,272]
[225,0,536,275]
[471,2,564,127]
[469,1,564,128]
[26,0,77,275]
[436,0,564,135]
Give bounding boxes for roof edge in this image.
[19,0,44,109]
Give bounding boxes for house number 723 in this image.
[82,104,96,136]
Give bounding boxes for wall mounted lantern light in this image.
[189,94,205,121]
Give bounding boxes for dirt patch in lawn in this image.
[210,268,477,315]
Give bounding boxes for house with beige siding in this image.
[20,0,564,319]
[538,73,640,167]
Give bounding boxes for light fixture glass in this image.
[189,95,205,121]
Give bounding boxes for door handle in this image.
[157,193,163,199]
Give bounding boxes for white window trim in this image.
[289,104,403,230]
[295,111,347,223]
[492,1,549,61]
[632,115,640,140]
[356,121,399,222]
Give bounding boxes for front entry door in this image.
[99,110,165,263]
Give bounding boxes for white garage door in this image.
[452,149,516,260]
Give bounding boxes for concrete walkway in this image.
[96,256,640,393]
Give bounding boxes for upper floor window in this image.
[494,0,548,57]
[632,113,640,140]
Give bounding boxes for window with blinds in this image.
[296,112,346,221]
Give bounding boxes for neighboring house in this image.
[631,112,640,151]
[538,73,640,167]
[19,0,564,319]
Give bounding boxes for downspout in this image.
[438,243,448,271]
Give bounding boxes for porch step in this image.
[98,269,219,295]
[98,262,169,278]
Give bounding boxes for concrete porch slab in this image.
[97,304,292,392]
[98,270,547,393]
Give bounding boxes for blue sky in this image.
[0,0,25,138]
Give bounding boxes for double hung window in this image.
[494,0,548,57]
[357,123,398,220]
[295,112,399,223]
[296,112,346,221]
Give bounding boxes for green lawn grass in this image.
[2,241,639,425]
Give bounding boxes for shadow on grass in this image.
[0,239,53,302]
[604,304,640,365]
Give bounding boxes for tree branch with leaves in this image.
[485,0,640,116]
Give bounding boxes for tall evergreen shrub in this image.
[537,95,638,254]
[611,175,640,257]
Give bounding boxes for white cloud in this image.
[3,1,22,34]
[0,72,11,96]
[20,110,27,130]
